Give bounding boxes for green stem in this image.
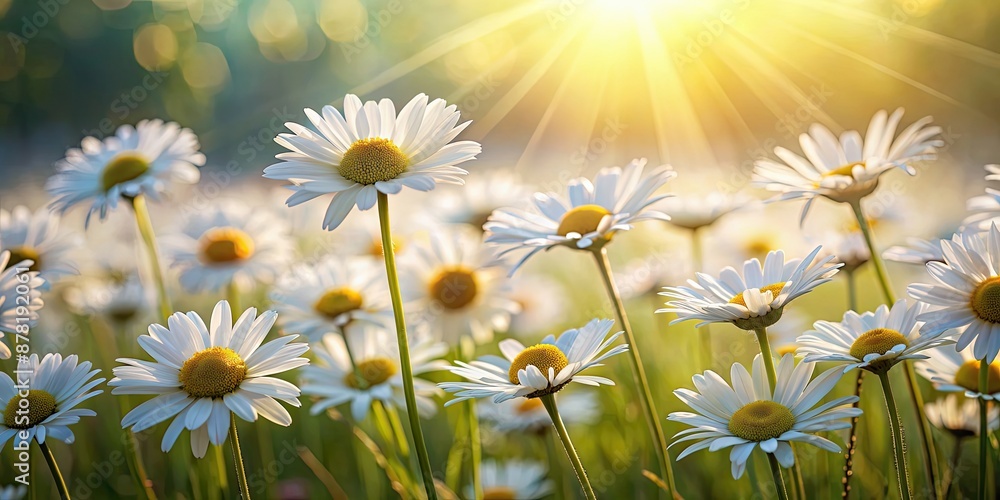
[230,416,251,499]
[878,371,912,500]
[540,394,597,500]
[38,441,71,500]
[226,281,241,313]
[466,396,482,500]
[753,328,778,389]
[942,437,963,500]
[849,201,894,303]
[841,371,864,499]
[981,359,990,500]
[591,248,677,497]
[692,228,713,368]
[766,452,790,500]
[130,195,172,321]
[377,192,438,500]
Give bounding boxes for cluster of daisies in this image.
[0,92,998,500]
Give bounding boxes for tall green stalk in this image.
[753,327,804,500]
[766,452,790,500]
[230,417,251,499]
[540,394,597,500]
[130,195,172,321]
[980,360,989,500]
[877,372,912,500]
[38,442,71,500]
[376,192,438,500]
[591,247,677,497]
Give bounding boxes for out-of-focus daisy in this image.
[506,274,566,337]
[478,390,598,433]
[46,119,205,224]
[815,228,870,274]
[0,206,78,284]
[0,485,26,500]
[472,459,554,500]
[439,318,627,404]
[767,309,809,357]
[301,325,447,420]
[705,206,809,266]
[614,253,688,300]
[659,246,841,331]
[668,354,859,479]
[0,353,104,449]
[162,202,293,293]
[0,251,44,359]
[908,224,1000,362]
[660,191,749,231]
[884,237,944,265]
[753,108,941,212]
[64,274,153,325]
[110,300,309,458]
[797,300,952,373]
[915,345,1000,400]
[400,227,519,344]
[485,159,674,272]
[433,169,530,230]
[263,94,481,230]
[964,188,1000,231]
[270,255,390,341]
[925,395,999,438]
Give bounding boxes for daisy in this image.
[660,190,750,231]
[432,169,530,230]
[263,93,481,230]
[908,224,1000,362]
[815,228,870,274]
[400,226,519,344]
[963,188,1000,230]
[753,108,941,211]
[613,253,689,300]
[0,206,78,284]
[506,274,567,337]
[478,390,598,433]
[668,354,860,480]
[269,255,391,342]
[796,300,952,373]
[472,459,554,500]
[987,164,1000,182]
[0,353,104,449]
[162,202,294,293]
[658,246,841,331]
[915,345,1000,400]
[0,251,45,359]
[925,394,999,438]
[64,274,153,325]
[300,325,448,420]
[883,237,944,265]
[110,300,309,458]
[438,318,626,405]
[484,159,675,273]
[46,119,205,224]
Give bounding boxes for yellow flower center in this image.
[955,360,1000,394]
[971,277,1000,324]
[199,227,255,264]
[848,328,909,360]
[515,397,544,414]
[178,347,248,398]
[101,153,150,192]
[370,235,405,257]
[776,344,798,357]
[338,138,409,185]
[744,236,776,258]
[508,344,569,385]
[556,204,611,237]
[313,287,364,319]
[728,400,795,442]
[482,487,518,500]
[824,162,864,178]
[3,390,57,429]
[4,246,40,272]
[428,266,479,310]
[729,283,786,307]
[344,357,397,389]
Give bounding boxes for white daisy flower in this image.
[660,190,750,230]
[301,325,448,421]
[0,206,78,284]
[439,318,627,405]
[46,119,205,225]
[668,354,860,479]
[0,485,26,500]
[269,255,390,342]
[162,202,294,293]
[964,187,1000,231]
[63,274,153,325]
[925,394,999,438]
[658,246,841,331]
[613,253,688,300]
[753,108,941,211]
[0,353,104,449]
[432,169,530,230]
[506,274,567,337]
[815,228,870,274]
[110,300,309,458]
[263,93,481,230]
[0,251,45,359]
[796,300,953,373]
[471,459,554,500]
[986,164,1000,182]
[400,226,519,344]
[484,159,675,273]
[908,224,1000,362]
[478,390,599,433]
[915,345,1000,400]
[883,237,945,265]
